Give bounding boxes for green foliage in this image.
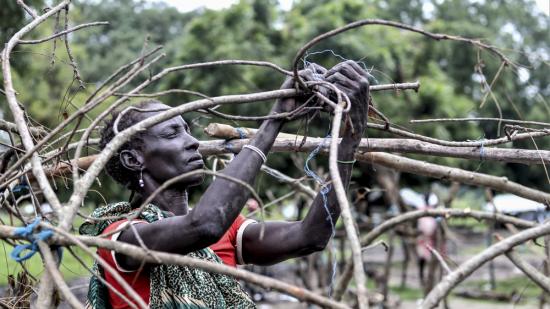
[1,0,548,204]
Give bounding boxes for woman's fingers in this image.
[308,63,327,75]
[326,71,357,90]
[326,60,372,85]
[325,60,355,77]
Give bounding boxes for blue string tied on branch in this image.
[12,177,30,197]
[479,138,486,161]
[235,127,247,139]
[304,134,335,233]
[10,218,60,262]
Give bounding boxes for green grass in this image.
[465,275,543,301]
[390,285,423,300]
[0,241,94,286]
[0,211,95,286]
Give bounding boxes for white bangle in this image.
[243,145,267,163]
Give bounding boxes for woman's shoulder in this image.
[79,202,133,236]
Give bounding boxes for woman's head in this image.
[100,100,204,191]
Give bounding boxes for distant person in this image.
[245,198,259,213]
[416,192,438,285]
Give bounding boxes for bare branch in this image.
[293,19,514,88]
[329,103,369,308]
[495,234,550,294]
[19,22,109,44]
[37,242,84,309]
[1,0,72,215]
[202,126,550,165]
[422,222,550,308]
[367,122,550,147]
[16,0,38,19]
[28,138,550,206]
[411,117,550,127]
[357,152,550,204]
[427,244,452,274]
[0,119,47,137]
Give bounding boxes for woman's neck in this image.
[139,186,189,216]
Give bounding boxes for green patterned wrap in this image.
[79,202,255,309]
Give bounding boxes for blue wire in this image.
[304,134,339,295]
[10,218,60,262]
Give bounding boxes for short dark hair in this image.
[99,99,162,190]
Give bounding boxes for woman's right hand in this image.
[270,64,327,117]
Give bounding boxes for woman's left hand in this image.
[325,60,371,139]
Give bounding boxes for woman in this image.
[80,61,371,308]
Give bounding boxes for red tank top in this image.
[97,215,249,309]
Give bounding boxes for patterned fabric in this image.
[79,202,255,309]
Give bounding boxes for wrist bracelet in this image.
[337,159,356,164]
[243,145,267,163]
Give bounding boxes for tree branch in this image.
[19,22,109,44]
[37,242,84,309]
[329,103,369,308]
[333,208,536,300]
[422,222,550,308]
[495,234,550,294]
[0,224,350,309]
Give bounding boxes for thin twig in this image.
[18,22,109,44]
[426,244,452,274]
[62,5,85,89]
[2,0,71,216]
[16,0,38,19]
[293,19,514,88]
[367,122,550,147]
[410,117,550,127]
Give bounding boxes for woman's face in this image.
[137,103,205,187]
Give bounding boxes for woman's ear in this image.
[120,149,144,172]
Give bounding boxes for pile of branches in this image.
[1,1,549,308]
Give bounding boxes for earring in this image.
[139,168,144,188]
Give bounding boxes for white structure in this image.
[484,194,549,222]
[399,188,439,209]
